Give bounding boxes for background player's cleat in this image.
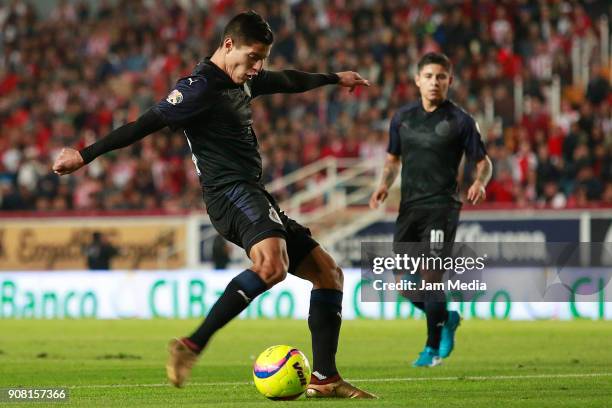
[305,379,377,399]
[166,338,199,388]
[412,346,442,367]
[439,310,461,358]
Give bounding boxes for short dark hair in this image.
[221,11,274,47]
[417,52,452,73]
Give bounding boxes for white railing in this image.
[319,208,389,251]
[264,156,401,254]
[194,156,383,259]
[267,157,389,224]
[267,157,339,195]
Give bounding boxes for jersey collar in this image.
[197,57,240,87]
[419,99,450,114]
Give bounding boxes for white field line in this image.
[65,372,612,390]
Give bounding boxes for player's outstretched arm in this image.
[251,70,369,96]
[467,156,492,205]
[52,109,166,175]
[369,154,401,209]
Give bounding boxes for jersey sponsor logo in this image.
[187,78,198,85]
[166,89,183,105]
[268,205,282,225]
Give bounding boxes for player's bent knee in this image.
[266,263,287,286]
[249,238,289,287]
[312,265,343,290]
[252,260,288,287]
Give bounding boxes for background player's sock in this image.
[424,300,448,349]
[308,289,342,383]
[187,269,266,352]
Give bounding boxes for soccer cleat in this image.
[305,378,377,399]
[412,346,442,367]
[439,310,461,358]
[166,338,199,388]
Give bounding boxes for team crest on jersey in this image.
[166,89,183,105]
[269,205,282,225]
[435,120,451,136]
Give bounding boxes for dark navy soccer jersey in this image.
[387,99,487,208]
[152,58,337,188]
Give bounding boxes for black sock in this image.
[308,289,342,381]
[188,269,266,352]
[424,300,448,350]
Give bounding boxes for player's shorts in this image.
[203,181,319,275]
[394,203,460,244]
[393,203,460,276]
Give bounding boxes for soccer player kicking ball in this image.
[53,11,374,399]
[369,52,492,367]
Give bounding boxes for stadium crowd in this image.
[0,0,610,213]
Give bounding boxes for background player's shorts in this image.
[394,203,460,244]
[393,203,460,276]
[203,182,318,275]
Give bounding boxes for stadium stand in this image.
[0,0,610,213]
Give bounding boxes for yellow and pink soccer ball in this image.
[252,345,311,400]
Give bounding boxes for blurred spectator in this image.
[585,65,610,106]
[0,0,610,213]
[539,181,567,209]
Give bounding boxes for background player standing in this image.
[53,11,374,398]
[370,52,492,367]
[84,231,119,270]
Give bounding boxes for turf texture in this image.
[0,319,611,407]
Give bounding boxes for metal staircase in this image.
[194,156,399,268]
[265,156,400,255]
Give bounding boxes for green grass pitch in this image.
[1,319,611,407]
